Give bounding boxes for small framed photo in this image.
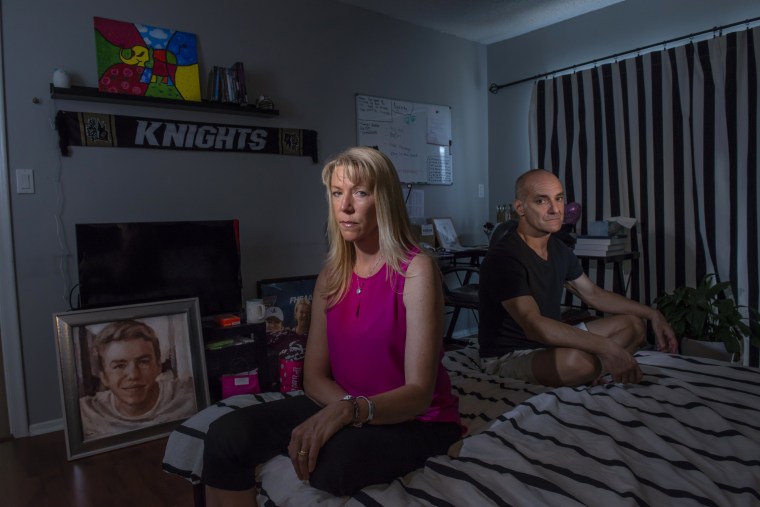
[430,217,461,250]
[257,275,317,334]
[53,298,209,460]
[256,275,317,391]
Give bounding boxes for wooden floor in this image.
[0,338,476,507]
[0,430,195,507]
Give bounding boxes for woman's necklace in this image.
[355,255,382,294]
[354,255,382,316]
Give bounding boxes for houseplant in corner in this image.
[653,274,760,362]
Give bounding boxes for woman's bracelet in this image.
[356,396,374,425]
[342,394,374,427]
[341,395,360,426]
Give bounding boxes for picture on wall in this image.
[94,16,201,101]
[53,298,209,460]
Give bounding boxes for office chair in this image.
[489,219,518,245]
[441,220,518,343]
[441,264,480,343]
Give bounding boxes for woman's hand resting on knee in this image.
[287,399,353,481]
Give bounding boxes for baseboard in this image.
[29,418,63,436]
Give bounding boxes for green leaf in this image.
[653,273,754,355]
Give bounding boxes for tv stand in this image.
[201,320,273,402]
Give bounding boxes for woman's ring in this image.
[298,450,309,456]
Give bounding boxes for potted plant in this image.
[653,274,760,362]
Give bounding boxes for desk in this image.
[576,251,640,296]
[433,247,488,266]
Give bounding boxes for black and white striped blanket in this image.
[162,345,760,506]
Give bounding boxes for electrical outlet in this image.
[478,183,485,198]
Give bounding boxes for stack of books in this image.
[573,235,626,257]
[207,61,248,104]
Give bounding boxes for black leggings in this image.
[202,395,461,496]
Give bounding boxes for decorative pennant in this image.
[54,111,318,162]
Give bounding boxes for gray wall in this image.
[487,0,760,209]
[2,0,488,428]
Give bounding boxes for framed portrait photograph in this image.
[53,298,209,460]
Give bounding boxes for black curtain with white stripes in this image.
[530,27,759,365]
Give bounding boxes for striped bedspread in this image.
[162,345,760,506]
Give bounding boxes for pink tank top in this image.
[326,250,460,425]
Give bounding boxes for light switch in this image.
[16,169,34,194]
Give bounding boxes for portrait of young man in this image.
[78,316,197,441]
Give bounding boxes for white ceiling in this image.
[334,0,625,45]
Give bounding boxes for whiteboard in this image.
[355,94,452,185]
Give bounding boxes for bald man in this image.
[478,169,677,387]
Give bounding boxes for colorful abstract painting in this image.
[94,17,201,101]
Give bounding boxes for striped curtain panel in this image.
[529,27,759,366]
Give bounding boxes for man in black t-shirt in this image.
[478,169,677,387]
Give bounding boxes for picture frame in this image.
[256,275,317,391]
[53,298,209,460]
[257,275,317,331]
[94,17,201,101]
[430,217,461,250]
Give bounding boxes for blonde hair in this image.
[321,147,420,304]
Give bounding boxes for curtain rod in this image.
[488,15,760,94]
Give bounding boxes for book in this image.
[574,247,626,257]
[574,243,626,252]
[575,235,626,246]
[206,62,248,104]
[575,252,623,257]
[205,338,235,350]
[233,61,248,105]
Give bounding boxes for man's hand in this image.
[651,311,679,353]
[597,340,643,384]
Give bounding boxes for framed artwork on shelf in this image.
[53,298,209,460]
[94,16,201,101]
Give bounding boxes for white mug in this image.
[246,299,266,323]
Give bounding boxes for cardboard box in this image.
[411,223,436,248]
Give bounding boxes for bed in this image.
[162,343,760,506]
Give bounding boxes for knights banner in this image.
[54,110,318,162]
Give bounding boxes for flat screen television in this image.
[75,220,242,317]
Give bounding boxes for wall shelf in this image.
[49,84,279,117]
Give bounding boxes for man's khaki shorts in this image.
[481,322,588,383]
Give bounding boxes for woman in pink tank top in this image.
[203,147,461,505]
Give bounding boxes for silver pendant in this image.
[356,287,362,294]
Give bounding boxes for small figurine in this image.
[255,95,275,110]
